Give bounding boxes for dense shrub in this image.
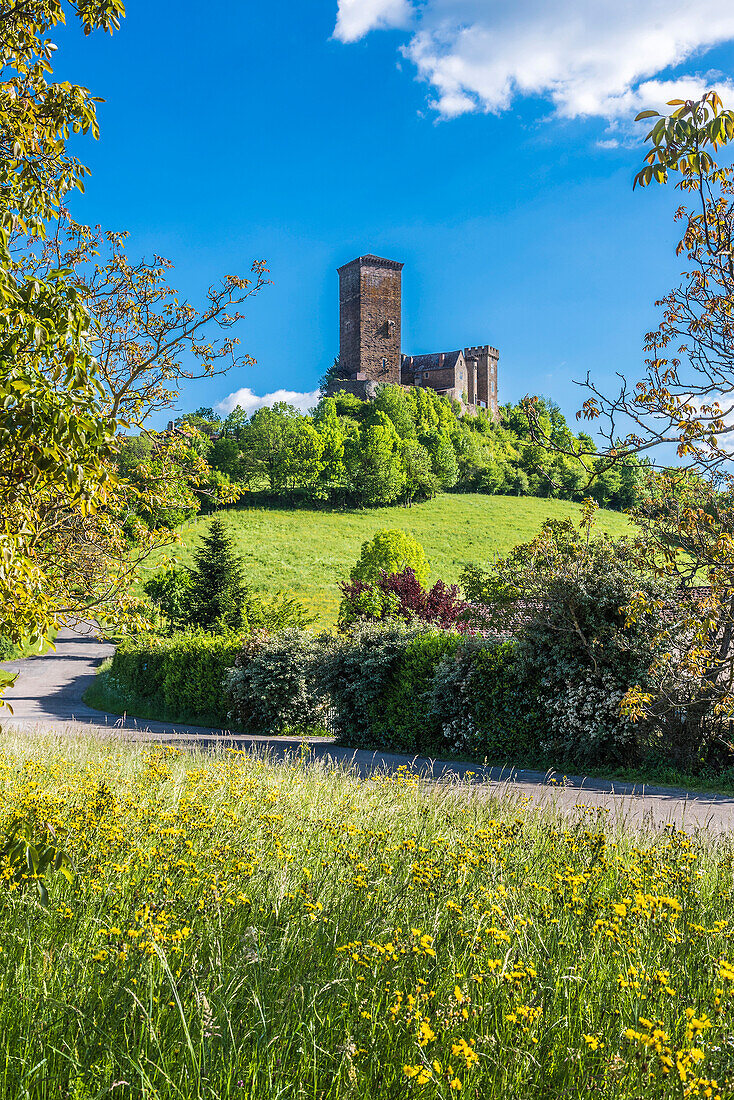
[318,626,542,763]
[143,566,193,629]
[428,638,542,762]
[461,514,681,768]
[509,558,672,768]
[370,631,464,754]
[317,622,429,747]
[225,630,327,735]
[350,529,430,587]
[109,633,242,724]
[110,530,708,771]
[108,622,647,767]
[526,659,636,766]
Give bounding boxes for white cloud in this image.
[334,0,734,121]
[215,387,320,417]
[334,0,413,43]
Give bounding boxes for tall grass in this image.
[150,495,632,627]
[0,733,730,1098]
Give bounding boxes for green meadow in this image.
[150,494,632,626]
[1,735,732,1100]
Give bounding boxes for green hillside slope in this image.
[152,494,632,627]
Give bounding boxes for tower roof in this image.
[337,254,404,273]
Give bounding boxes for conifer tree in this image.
[187,519,249,632]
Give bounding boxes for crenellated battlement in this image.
[465,344,499,357]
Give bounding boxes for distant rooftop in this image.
[402,351,463,373]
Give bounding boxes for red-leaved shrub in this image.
[338,567,477,631]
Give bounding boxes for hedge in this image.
[105,614,717,770]
[109,633,243,725]
[225,630,327,735]
[108,625,544,762]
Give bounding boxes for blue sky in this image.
[54,1,734,427]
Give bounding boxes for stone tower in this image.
[465,345,500,415]
[338,255,403,384]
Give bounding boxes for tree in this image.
[318,355,350,395]
[0,327,118,648]
[400,438,438,505]
[173,392,622,511]
[179,408,222,437]
[410,387,441,432]
[116,426,240,528]
[242,404,322,494]
[332,390,370,422]
[424,430,459,489]
[146,527,314,636]
[374,384,416,439]
[0,1,263,675]
[280,417,325,496]
[143,566,193,631]
[0,1,127,656]
[209,435,243,482]
[314,396,346,488]
[344,412,405,505]
[187,520,250,633]
[25,224,269,424]
[522,91,734,749]
[351,529,430,588]
[0,1,125,238]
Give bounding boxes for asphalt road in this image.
[3,625,734,832]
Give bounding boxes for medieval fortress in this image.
[329,254,499,415]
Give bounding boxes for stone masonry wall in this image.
[336,254,499,414]
[338,261,362,379]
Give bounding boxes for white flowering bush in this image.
[537,664,635,764]
[225,629,327,735]
[440,715,481,755]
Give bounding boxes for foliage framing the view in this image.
[0,0,124,652]
[0,1,268,669]
[520,91,734,741]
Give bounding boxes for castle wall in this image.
[419,367,458,391]
[338,261,362,380]
[467,355,477,406]
[326,375,378,401]
[403,350,479,408]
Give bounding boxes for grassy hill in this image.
[152,494,633,627]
